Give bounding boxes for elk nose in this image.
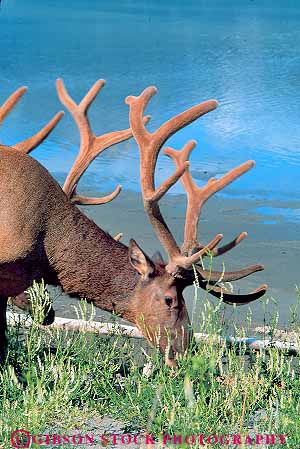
[164,287,179,308]
[164,296,174,307]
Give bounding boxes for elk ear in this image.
[129,239,155,278]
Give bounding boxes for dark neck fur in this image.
[44,204,139,322]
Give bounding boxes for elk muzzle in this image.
[162,304,192,367]
[137,303,192,368]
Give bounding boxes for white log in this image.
[6,311,143,338]
[6,311,300,355]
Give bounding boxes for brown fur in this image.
[0,147,192,363]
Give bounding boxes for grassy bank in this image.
[0,281,299,448]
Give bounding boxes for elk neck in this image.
[44,202,140,322]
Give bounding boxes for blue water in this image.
[0,0,300,207]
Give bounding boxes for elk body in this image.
[0,80,267,366]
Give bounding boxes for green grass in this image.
[0,280,299,448]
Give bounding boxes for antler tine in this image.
[57,78,141,205]
[210,231,248,256]
[164,141,255,258]
[126,87,217,259]
[166,233,224,275]
[154,100,218,150]
[202,282,268,305]
[71,185,122,205]
[0,86,27,124]
[14,111,65,154]
[0,86,64,153]
[114,233,123,242]
[125,87,157,148]
[191,232,248,257]
[195,263,264,283]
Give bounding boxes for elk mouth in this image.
[165,356,178,368]
[159,323,192,367]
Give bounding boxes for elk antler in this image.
[56,79,150,205]
[163,141,264,274]
[164,141,251,255]
[126,86,218,259]
[126,86,267,304]
[0,86,64,152]
[0,87,27,124]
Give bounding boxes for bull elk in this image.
[0,80,267,366]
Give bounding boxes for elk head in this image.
[128,240,192,367]
[125,86,268,366]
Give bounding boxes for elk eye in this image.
[164,296,173,307]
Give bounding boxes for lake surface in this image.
[0,0,300,326]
